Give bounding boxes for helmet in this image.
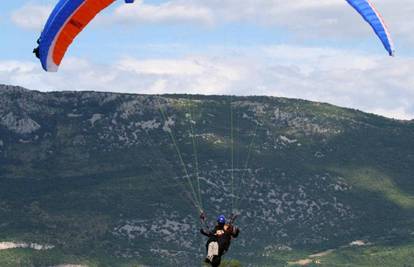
[217,215,226,224]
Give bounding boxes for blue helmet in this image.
[217,215,226,224]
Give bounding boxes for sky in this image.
[0,0,413,120]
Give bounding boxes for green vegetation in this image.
[203,259,242,267]
[279,241,414,267]
[0,249,92,267]
[0,248,150,267]
[319,242,414,267]
[219,259,243,267]
[0,86,413,266]
[333,167,414,209]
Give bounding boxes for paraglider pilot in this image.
[33,38,40,59]
[200,214,240,267]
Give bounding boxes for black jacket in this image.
[201,224,240,254]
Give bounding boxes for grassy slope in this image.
[277,239,414,267]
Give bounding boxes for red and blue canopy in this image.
[35,0,394,72]
[37,0,134,72]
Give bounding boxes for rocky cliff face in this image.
[0,84,413,266]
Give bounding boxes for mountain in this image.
[0,84,413,266]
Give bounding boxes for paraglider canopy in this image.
[346,0,395,56]
[36,0,134,72]
[34,0,394,72]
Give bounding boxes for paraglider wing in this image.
[37,0,134,72]
[35,0,393,72]
[346,0,395,56]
